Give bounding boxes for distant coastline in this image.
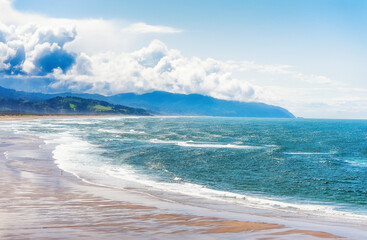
[0,86,295,118]
[0,113,125,121]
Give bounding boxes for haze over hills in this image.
[0,86,295,118]
[107,91,295,118]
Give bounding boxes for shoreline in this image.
[1,120,366,239]
[0,114,136,121]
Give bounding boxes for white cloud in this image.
[232,61,336,86]
[122,22,182,33]
[0,21,76,75]
[52,40,261,102]
[0,0,180,55]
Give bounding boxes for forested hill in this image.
[0,96,150,115]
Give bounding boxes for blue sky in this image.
[1,0,367,118]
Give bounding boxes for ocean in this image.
[5,117,367,222]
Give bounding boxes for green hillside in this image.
[0,96,150,115]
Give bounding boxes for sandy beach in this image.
[0,116,365,239]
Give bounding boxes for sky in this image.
[0,0,366,118]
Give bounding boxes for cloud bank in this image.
[52,40,262,102]
[0,2,262,102]
[0,20,259,101]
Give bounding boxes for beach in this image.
[0,114,123,121]
[1,116,367,239]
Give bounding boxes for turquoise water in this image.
[8,117,367,219]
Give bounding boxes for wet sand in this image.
[0,122,355,239]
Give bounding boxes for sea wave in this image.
[104,164,367,221]
[98,129,145,134]
[284,152,333,155]
[344,158,367,168]
[150,139,262,149]
[45,133,367,222]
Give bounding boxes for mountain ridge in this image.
[0,86,295,118]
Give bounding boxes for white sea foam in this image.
[345,159,367,168]
[285,152,332,155]
[177,142,259,149]
[98,129,145,134]
[103,162,367,221]
[150,139,261,149]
